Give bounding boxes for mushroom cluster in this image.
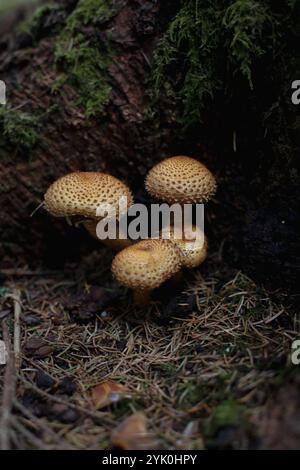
[43,156,216,305]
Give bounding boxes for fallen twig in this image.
[0,320,16,450]
[13,289,21,372]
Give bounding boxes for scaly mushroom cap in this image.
[145,156,217,204]
[161,224,208,268]
[44,172,133,218]
[111,239,182,291]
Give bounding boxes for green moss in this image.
[151,0,295,127]
[211,400,242,428]
[54,0,120,117]
[204,399,246,436]
[18,3,61,38]
[0,107,40,150]
[181,382,205,404]
[152,0,220,125]
[55,42,112,117]
[222,1,272,88]
[62,0,115,30]
[0,287,9,298]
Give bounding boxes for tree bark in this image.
[0,0,299,297]
[0,0,182,265]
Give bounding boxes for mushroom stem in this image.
[133,289,151,307]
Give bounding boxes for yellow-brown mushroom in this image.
[111,239,182,305]
[145,156,215,270]
[160,224,208,269]
[44,172,133,251]
[145,155,217,204]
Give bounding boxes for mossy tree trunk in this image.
[0,0,182,265]
[0,0,299,296]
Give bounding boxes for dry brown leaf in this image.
[0,340,7,365]
[91,381,130,409]
[24,336,54,358]
[111,412,156,450]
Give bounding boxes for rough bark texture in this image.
[0,0,182,265]
[0,0,299,298]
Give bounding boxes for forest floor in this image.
[1,246,300,450]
